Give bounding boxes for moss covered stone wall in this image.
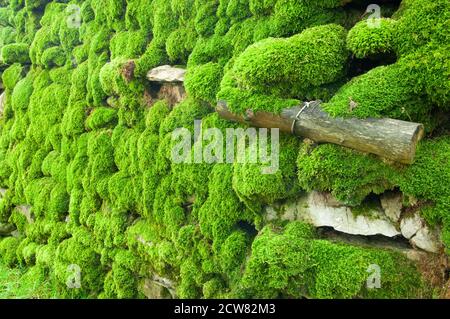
[0,0,448,298]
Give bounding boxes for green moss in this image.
[195,1,219,37]
[41,46,66,68]
[229,24,348,98]
[198,164,255,250]
[297,143,400,206]
[249,0,277,16]
[2,63,24,90]
[399,137,450,247]
[166,27,198,65]
[86,107,117,130]
[323,64,435,125]
[347,19,396,59]
[134,41,169,78]
[217,70,300,114]
[185,62,223,104]
[0,237,20,267]
[271,0,346,37]
[241,221,427,299]
[1,43,30,64]
[54,232,105,298]
[102,249,140,298]
[233,134,302,208]
[11,73,34,111]
[0,0,448,300]
[187,35,233,68]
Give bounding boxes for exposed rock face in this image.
[400,214,441,253]
[141,275,176,299]
[269,191,401,237]
[147,65,186,83]
[380,192,403,223]
[265,191,443,254]
[157,84,186,106]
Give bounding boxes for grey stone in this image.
[272,191,401,237]
[400,213,441,253]
[147,65,186,83]
[400,214,423,239]
[411,226,440,253]
[380,192,403,223]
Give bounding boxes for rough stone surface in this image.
[157,83,186,106]
[274,191,401,237]
[399,213,441,253]
[380,192,403,223]
[147,65,186,83]
[141,279,173,299]
[400,214,423,239]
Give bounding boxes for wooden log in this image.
[216,100,424,164]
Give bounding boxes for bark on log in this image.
[217,100,424,164]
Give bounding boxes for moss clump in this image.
[233,134,302,208]
[1,43,30,64]
[41,46,66,68]
[86,107,118,131]
[2,63,24,90]
[11,73,34,111]
[323,64,434,125]
[241,222,428,299]
[217,23,348,114]
[54,232,105,298]
[0,237,20,267]
[185,62,223,104]
[297,143,400,206]
[230,24,348,96]
[347,18,397,59]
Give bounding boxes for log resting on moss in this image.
[217,100,424,164]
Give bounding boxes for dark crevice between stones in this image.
[317,226,413,251]
[344,0,402,17]
[236,220,258,239]
[347,53,397,78]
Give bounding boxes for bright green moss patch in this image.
[233,134,302,208]
[185,62,223,104]
[347,19,396,59]
[0,0,448,300]
[230,24,348,96]
[1,43,30,64]
[297,143,400,206]
[323,64,433,122]
[241,222,428,299]
[86,107,118,130]
[2,63,24,90]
